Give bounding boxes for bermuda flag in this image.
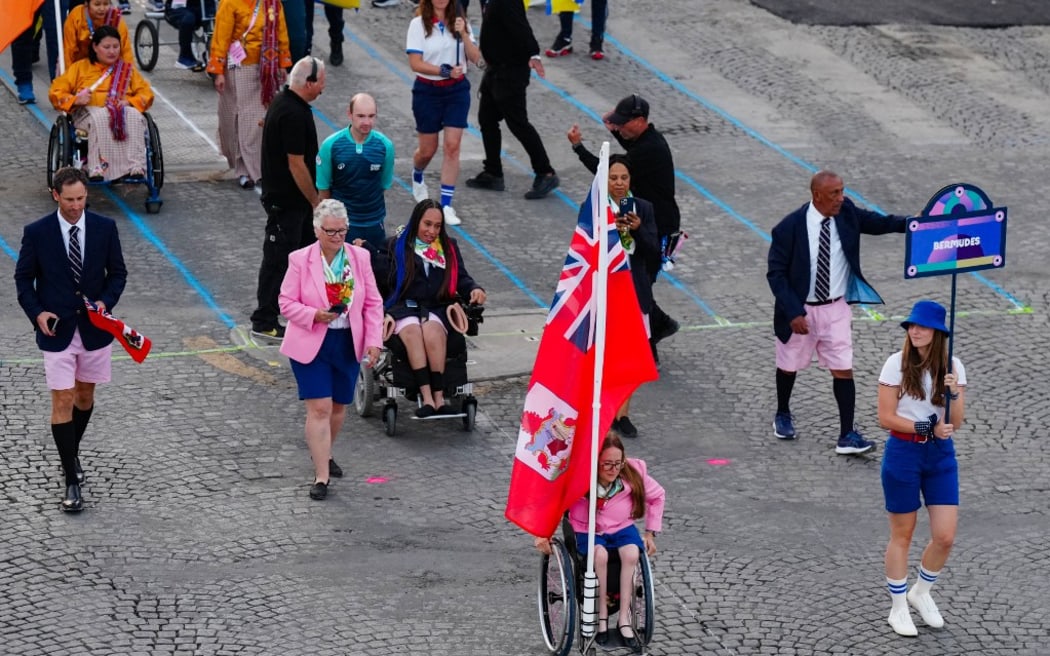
[505,149,658,539]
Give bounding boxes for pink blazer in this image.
[278,243,384,364]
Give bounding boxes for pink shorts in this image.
[393,313,446,335]
[42,328,113,390]
[775,298,853,372]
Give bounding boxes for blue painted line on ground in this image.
[582,18,1027,310]
[341,24,723,322]
[0,234,17,260]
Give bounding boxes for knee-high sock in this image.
[429,371,445,397]
[72,405,93,452]
[50,421,79,485]
[776,369,796,414]
[833,377,856,437]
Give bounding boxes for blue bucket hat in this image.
[901,300,950,334]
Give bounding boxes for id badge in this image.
[227,41,247,67]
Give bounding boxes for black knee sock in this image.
[775,369,796,414]
[429,371,445,397]
[833,377,856,437]
[72,405,93,452]
[50,422,79,485]
[412,367,431,398]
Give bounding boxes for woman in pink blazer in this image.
[279,199,384,500]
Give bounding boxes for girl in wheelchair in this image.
[49,26,154,181]
[535,432,665,650]
[364,199,486,418]
[63,0,134,68]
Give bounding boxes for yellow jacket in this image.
[49,58,155,114]
[62,5,133,69]
[548,0,580,13]
[207,0,292,75]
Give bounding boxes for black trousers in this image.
[305,0,344,49]
[477,65,553,177]
[250,202,314,329]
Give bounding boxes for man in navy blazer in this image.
[14,167,128,512]
[767,170,907,455]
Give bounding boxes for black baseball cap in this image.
[606,94,650,125]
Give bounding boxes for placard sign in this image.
[904,184,1007,279]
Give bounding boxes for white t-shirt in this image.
[405,15,474,81]
[879,351,967,422]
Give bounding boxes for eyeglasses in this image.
[600,460,624,470]
[320,227,348,237]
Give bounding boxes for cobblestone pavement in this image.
[1,0,1048,654]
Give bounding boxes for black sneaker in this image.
[617,416,638,438]
[545,37,572,57]
[524,173,559,199]
[328,459,343,478]
[309,481,328,500]
[466,170,505,191]
[251,325,285,340]
[330,42,344,67]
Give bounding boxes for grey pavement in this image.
[1,0,1049,654]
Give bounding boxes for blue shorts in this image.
[881,434,959,513]
[412,78,471,133]
[575,524,643,557]
[289,328,361,404]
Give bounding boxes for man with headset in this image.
[250,56,327,339]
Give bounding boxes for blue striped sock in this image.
[913,565,940,595]
[413,168,424,184]
[887,577,908,609]
[440,184,455,207]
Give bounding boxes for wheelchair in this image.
[134,0,215,72]
[354,303,484,437]
[46,112,164,213]
[539,517,655,656]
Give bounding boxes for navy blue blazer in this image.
[623,196,660,315]
[373,236,482,326]
[14,211,128,352]
[766,198,907,344]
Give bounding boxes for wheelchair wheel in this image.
[383,404,397,437]
[538,538,577,656]
[461,398,476,432]
[134,20,160,71]
[630,552,656,647]
[145,113,164,190]
[354,365,375,417]
[47,116,73,189]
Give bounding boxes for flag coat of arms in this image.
[505,151,658,539]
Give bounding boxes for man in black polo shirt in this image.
[250,56,326,339]
[567,94,682,362]
[465,0,559,200]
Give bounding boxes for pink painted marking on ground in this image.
[706,458,731,466]
[366,476,389,484]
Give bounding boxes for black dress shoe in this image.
[616,416,639,438]
[595,619,609,645]
[524,172,560,199]
[619,625,640,651]
[309,481,328,500]
[61,484,83,512]
[328,459,343,478]
[74,457,85,485]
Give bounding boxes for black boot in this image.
[62,484,83,512]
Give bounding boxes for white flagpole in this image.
[581,143,611,640]
[55,0,66,76]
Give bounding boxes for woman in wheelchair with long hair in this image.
[49,25,154,181]
[534,433,665,650]
[63,0,134,68]
[371,199,486,419]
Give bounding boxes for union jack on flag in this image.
[547,180,630,353]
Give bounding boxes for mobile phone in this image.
[619,197,636,217]
[46,316,59,333]
[329,303,346,314]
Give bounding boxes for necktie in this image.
[814,217,831,301]
[69,225,83,286]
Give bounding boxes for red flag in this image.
[505,164,658,539]
[84,297,153,363]
[0,0,44,54]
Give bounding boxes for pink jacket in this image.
[568,458,665,535]
[278,243,383,364]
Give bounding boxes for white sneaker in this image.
[887,606,918,636]
[412,180,429,202]
[372,0,399,7]
[907,589,944,628]
[442,205,462,226]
